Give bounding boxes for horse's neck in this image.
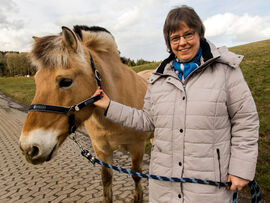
[96,54,147,109]
[88,53,148,130]
[95,53,143,94]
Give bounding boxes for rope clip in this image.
[81,149,96,166]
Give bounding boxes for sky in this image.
[0,0,270,61]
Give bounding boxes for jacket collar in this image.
[153,39,243,77]
[156,53,175,74]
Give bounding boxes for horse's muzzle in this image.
[19,142,56,165]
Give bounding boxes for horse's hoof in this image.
[134,191,143,203]
[102,197,112,203]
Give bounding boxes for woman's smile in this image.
[178,47,191,53]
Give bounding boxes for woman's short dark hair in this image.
[163,5,205,53]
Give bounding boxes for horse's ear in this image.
[61,26,78,52]
[32,36,40,42]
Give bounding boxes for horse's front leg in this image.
[129,141,145,203]
[101,165,113,203]
[94,145,113,203]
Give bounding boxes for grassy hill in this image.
[132,61,161,72]
[229,40,270,200]
[0,39,269,200]
[0,77,35,105]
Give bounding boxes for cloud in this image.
[114,7,140,30]
[55,14,106,28]
[1,1,270,61]
[0,0,26,51]
[52,0,168,60]
[0,0,24,30]
[204,13,270,45]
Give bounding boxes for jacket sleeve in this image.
[226,66,259,181]
[105,86,155,132]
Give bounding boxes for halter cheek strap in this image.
[90,53,102,88]
[28,52,102,134]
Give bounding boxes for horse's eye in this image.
[58,78,73,88]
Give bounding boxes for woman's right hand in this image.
[92,87,111,109]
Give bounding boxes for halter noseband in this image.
[28,52,102,134]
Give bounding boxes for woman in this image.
[93,5,259,203]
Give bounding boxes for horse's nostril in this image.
[30,146,40,158]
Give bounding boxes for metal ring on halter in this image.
[73,105,80,112]
[95,70,101,81]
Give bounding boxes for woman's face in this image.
[170,22,200,62]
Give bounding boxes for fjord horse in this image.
[19,25,152,202]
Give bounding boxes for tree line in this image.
[0,51,36,77]
[0,51,154,77]
[120,57,154,67]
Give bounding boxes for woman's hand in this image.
[227,174,249,191]
[92,87,111,109]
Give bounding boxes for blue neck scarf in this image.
[173,47,202,81]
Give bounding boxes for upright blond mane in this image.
[30,25,119,70]
[77,27,118,54]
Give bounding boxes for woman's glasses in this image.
[170,31,195,45]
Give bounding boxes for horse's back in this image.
[137,69,154,81]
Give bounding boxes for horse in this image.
[137,69,154,80]
[19,25,152,203]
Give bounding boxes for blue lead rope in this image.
[80,149,261,203]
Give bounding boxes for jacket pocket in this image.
[216,148,222,184]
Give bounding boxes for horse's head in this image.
[19,25,119,164]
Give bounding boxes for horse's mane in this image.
[74,25,118,54]
[73,25,112,40]
[31,25,119,69]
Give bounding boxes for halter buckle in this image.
[68,105,80,114]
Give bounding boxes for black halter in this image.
[28,52,102,134]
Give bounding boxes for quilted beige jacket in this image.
[105,40,259,203]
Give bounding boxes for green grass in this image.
[229,40,270,136]
[132,62,161,73]
[229,39,270,200]
[0,77,35,105]
[0,39,269,200]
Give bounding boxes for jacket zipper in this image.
[179,83,187,195]
[216,148,221,187]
